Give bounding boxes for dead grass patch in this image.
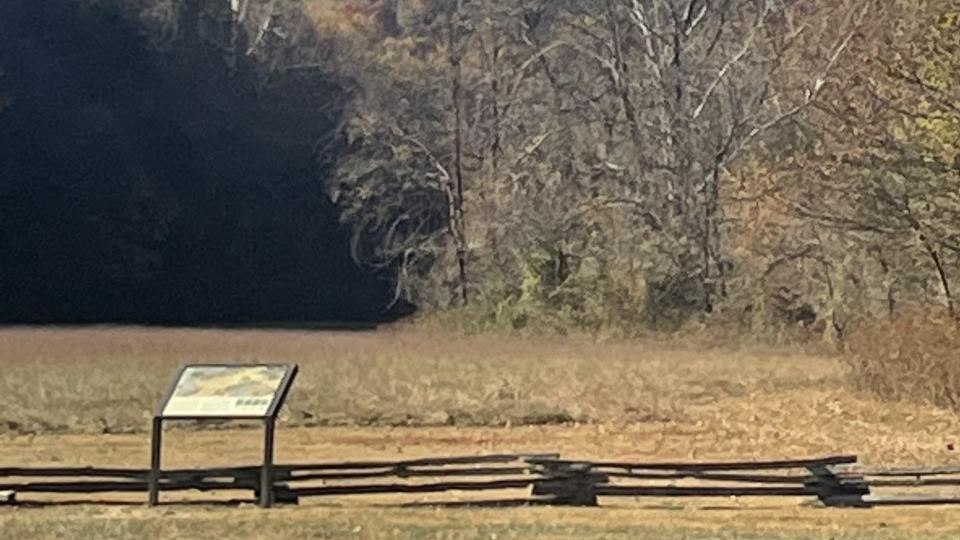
[0,326,842,437]
[846,309,960,412]
[2,325,960,466]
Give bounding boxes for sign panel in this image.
[160,364,294,418]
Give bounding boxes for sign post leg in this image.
[148,417,162,506]
[260,417,276,508]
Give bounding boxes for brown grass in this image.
[2,325,960,467]
[0,325,835,435]
[6,325,960,538]
[846,309,960,412]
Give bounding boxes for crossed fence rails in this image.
[3,454,960,508]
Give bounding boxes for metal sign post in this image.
[149,363,298,508]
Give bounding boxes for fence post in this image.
[531,461,604,506]
[806,464,870,508]
[148,416,163,506]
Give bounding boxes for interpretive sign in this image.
[149,363,298,508]
[160,364,293,418]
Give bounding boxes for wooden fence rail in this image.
[848,465,960,506]
[4,453,960,508]
[526,455,868,507]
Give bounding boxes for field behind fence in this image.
[5,327,960,538]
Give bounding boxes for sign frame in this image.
[148,363,299,508]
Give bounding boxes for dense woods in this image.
[1,0,958,338]
[325,0,960,338]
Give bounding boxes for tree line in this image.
[2,0,957,335]
[326,0,960,337]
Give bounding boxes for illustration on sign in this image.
[161,365,289,417]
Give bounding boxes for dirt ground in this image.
[5,426,960,539]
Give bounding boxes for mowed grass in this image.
[6,505,960,540]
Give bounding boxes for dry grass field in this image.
[4,325,960,538]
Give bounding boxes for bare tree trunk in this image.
[875,251,897,317]
[605,0,643,149]
[482,0,502,172]
[702,165,721,312]
[448,6,469,305]
[819,258,846,341]
[885,188,956,318]
[813,227,846,342]
[379,0,402,37]
[921,235,955,318]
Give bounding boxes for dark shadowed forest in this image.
[0,0,394,324]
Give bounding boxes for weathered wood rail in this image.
[839,464,960,506]
[4,454,960,508]
[0,454,557,506]
[526,455,868,507]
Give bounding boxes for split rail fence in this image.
[3,454,960,508]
